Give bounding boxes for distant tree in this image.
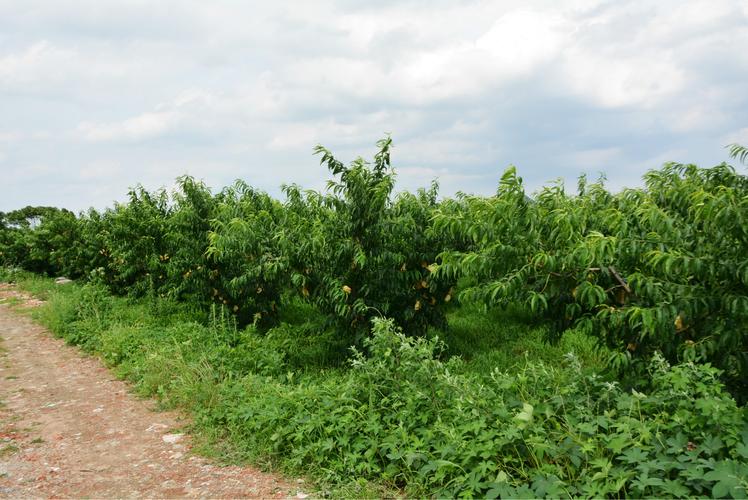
[3,206,60,229]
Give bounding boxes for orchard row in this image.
[2,138,746,395]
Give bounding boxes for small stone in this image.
[162,433,184,444]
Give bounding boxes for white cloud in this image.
[568,147,623,169]
[722,127,748,146]
[0,0,747,211]
[0,41,73,88]
[668,104,729,133]
[78,111,180,142]
[267,119,360,151]
[77,160,123,181]
[561,49,686,109]
[397,136,492,166]
[3,163,55,184]
[476,10,565,76]
[0,40,158,98]
[0,132,22,143]
[644,0,739,43]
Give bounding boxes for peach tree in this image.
[282,137,452,342]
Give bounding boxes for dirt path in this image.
[0,287,305,498]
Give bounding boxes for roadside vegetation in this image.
[1,140,747,497]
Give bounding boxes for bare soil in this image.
[0,284,306,498]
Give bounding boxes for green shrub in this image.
[162,176,219,307]
[207,319,747,497]
[206,181,287,327]
[282,137,452,342]
[435,161,748,399]
[23,279,748,497]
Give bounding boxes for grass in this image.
[0,268,57,297]
[0,295,22,307]
[1,271,608,495]
[2,269,607,377]
[0,444,19,458]
[436,302,607,377]
[14,270,733,497]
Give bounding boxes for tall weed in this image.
[208,319,748,497]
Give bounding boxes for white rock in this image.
[162,433,184,444]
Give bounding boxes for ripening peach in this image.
[674,315,684,331]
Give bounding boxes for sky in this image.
[1,0,747,212]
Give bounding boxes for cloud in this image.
[722,127,748,146]
[560,50,686,109]
[0,0,747,212]
[567,147,623,170]
[0,132,22,143]
[0,41,75,89]
[78,111,180,142]
[475,10,565,76]
[77,160,123,181]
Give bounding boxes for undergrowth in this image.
[5,272,748,498]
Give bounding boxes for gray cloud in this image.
[1,0,747,212]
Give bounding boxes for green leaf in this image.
[514,403,534,429]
